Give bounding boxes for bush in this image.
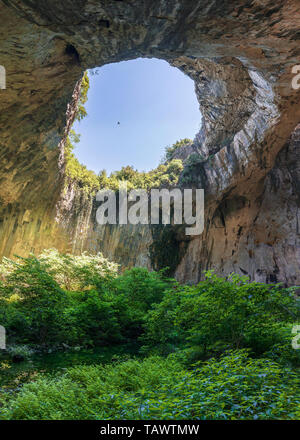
[164,139,193,162]
[140,350,300,420]
[108,268,173,339]
[0,255,69,345]
[97,159,184,191]
[0,251,172,347]
[36,249,118,291]
[142,272,300,363]
[0,351,298,420]
[0,251,299,420]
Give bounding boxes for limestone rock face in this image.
[1,1,300,284]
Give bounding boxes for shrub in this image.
[97,159,184,191]
[140,350,300,420]
[0,250,299,421]
[0,351,298,420]
[0,252,172,348]
[164,139,193,162]
[142,272,300,363]
[0,250,118,293]
[37,249,118,291]
[106,267,174,340]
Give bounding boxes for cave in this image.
[1,0,300,285]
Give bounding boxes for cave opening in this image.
[72,57,201,177]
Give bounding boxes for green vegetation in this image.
[66,139,184,193]
[164,138,193,161]
[65,135,100,194]
[0,250,299,420]
[6,74,298,420]
[141,271,300,364]
[98,159,184,191]
[1,352,299,420]
[149,225,188,276]
[0,250,167,347]
[76,71,89,122]
[64,72,100,194]
[179,152,206,185]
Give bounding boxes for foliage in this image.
[179,152,205,185]
[98,159,184,192]
[65,154,100,193]
[66,142,184,194]
[141,351,300,420]
[64,72,100,193]
[64,130,100,194]
[149,225,188,277]
[164,138,193,162]
[0,251,299,420]
[0,251,171,347]
[0,351,298,420]
[185,152,205,166]
[142,271,300,364]
[108,267,172,339]
[77,71,89,121]
[111,267,171,314]
[36,249,118,291]
[0,249,118,292]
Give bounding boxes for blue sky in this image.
[73,58,201,175]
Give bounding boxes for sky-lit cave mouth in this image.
[72,58,201,175]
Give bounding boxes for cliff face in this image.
[1,1,300,284]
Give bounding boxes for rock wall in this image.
[176,124,300,285]
[1,1,300,284]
